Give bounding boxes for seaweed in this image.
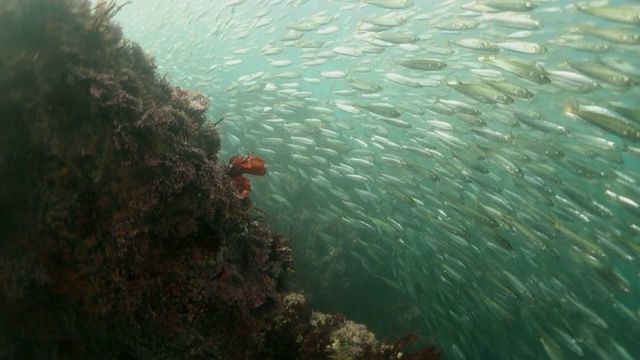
[227,153,268,199]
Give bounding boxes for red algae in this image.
[228,153,267,198]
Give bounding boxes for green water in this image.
[113,0,640,358]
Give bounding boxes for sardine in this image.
[576,5,640,26]
[365,0,414,9]
[571,25,640,45]
[447,80,514,104]
[452,38,500,52]
[397,58,447,71]
[480,55,550,84]
[495,41,547,54]
[565,104,640,142]
[359,103,402,118]
[481,0,536,12]
[482,78,534,98]
[565,60,638,87]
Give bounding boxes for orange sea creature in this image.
[227,153,267,199]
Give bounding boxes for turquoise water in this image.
[114,0,640,358]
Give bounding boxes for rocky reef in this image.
[0,1,441,359]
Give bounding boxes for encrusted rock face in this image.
[330,319,379,359]
[0,1,441,359]
[0,1,291,358]
[259,294,384,359]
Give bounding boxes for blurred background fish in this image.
[113,0,640,358]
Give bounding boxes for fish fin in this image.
[445,79,460,86]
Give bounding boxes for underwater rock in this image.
[0,0,288,357]
[263,293,442,360]
[0,1,439,359]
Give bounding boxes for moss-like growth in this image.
[0,0,292,358]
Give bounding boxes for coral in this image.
[260,293,442,360]
[171,86,211,113]
[259,293,343,359]
[331,320,378,359]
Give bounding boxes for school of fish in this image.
[114,0,640,358]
